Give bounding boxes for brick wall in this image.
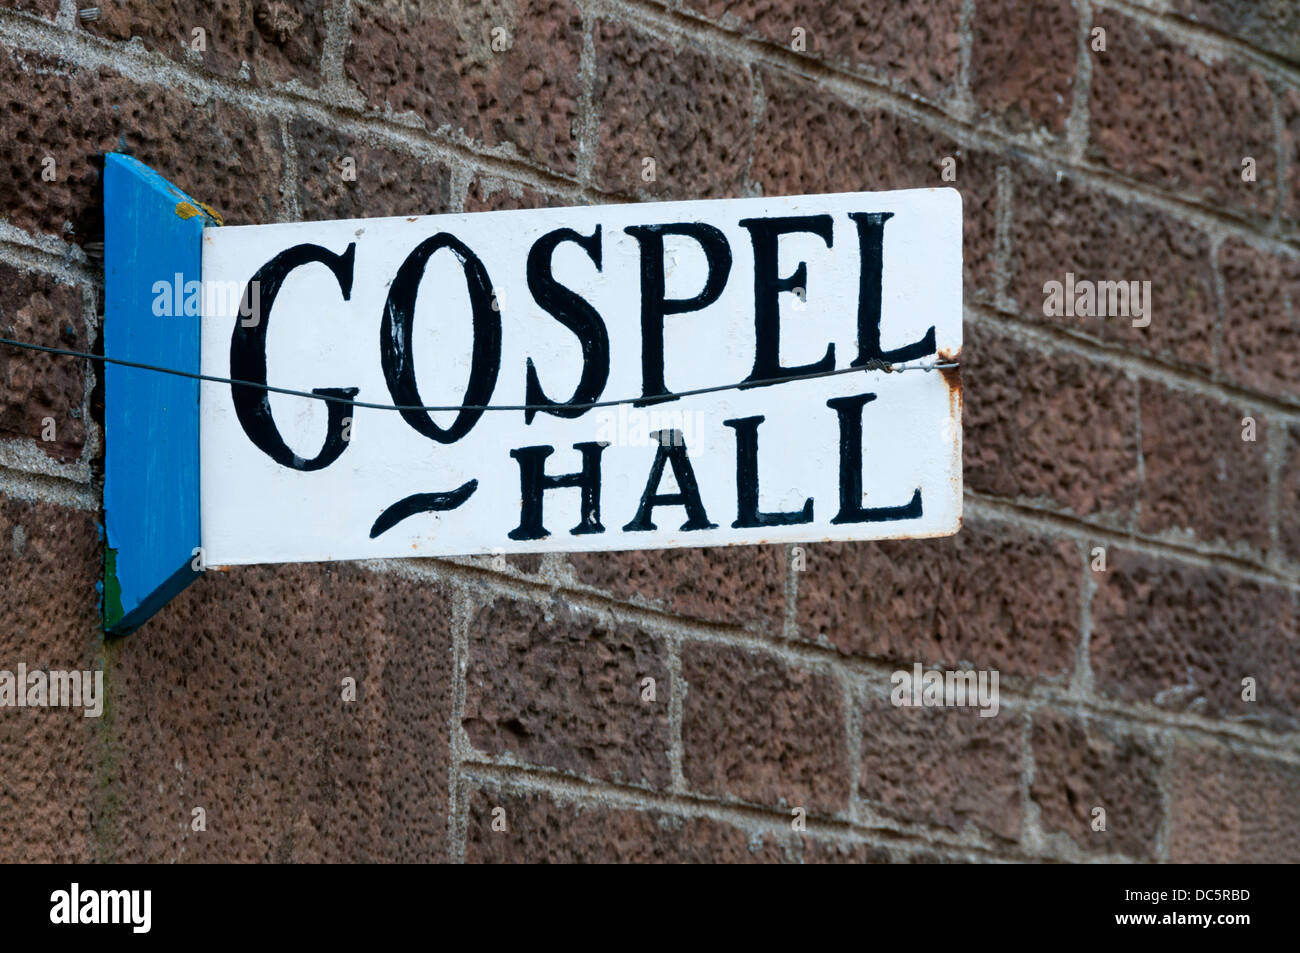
[0,0,1297,863]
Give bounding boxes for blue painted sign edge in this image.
[103,154,215,636]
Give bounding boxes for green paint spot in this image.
[103,547,124,630]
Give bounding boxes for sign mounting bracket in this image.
[102,153,216,636]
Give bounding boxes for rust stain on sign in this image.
[937,347,962,405]
[938,345,963,525]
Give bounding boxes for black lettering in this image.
[508,441,607,540]
[524,226,610,424]
[724,415,813,528]
[623,223,732,404]
[848,212,935,366]
[381,233,501,443]
[623,431,717,532]
[230,242,358,471]
[826,392,922,523]
[737,214,835,387]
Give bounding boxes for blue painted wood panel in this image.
[103,154,214,635]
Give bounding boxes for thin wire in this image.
[0,336,957,413]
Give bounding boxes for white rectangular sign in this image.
[198,188,962,566]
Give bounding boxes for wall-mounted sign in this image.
[103,154,961,632]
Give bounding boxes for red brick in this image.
[1137,381,1270,549]
[964,322,1139,520]
[345,0,583,175]
[1169,743,1300,863]
[566,543,786,632]
[466,783,901,863]
[110,563,455,862]
[1030,710,1163,859]
[1009,172,1216,371]
[594,20,751,199]
[377,575,457,862]
[1171,0,1300,64]
[79,0,327,87]
[681,642,849,813]
[801,839,896,863]
[859,697,1022,840]
[465,783,798,862]
[797,520,1081,681]
[971,0,1077,133]
[464,175,557,212]
[750,68,999,299]
[1283,425,1300,564]
[464,597,672,788]
[1283,88,1300,236]
[1088,9,1275,220]
[0,0,58,18]
[1217,240,1300,400]
[0,498,100,863]
[683,0,962,100]
[0,46,285,244]
[290,118,453,221]
[1090,549,1300,727]
[0,263,87,463]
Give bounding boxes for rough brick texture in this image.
[971,0,1077,133]
[1030,710,1164,859]
[1088,9,1275,219]
[594,20,752,199]
[1171,0,1300,64]
[797,519,1081,681]
[566,543,786,632]
[463,597,672,788]
[0,0,57,18]
[681,642,848,814]
[859,696,1022,840]
[1284,425,1300,564]
[464,174,556,212]
[0,46,284,242]
[1090,549,1300,729]
[1216,240,1300,401]
[684,0,962,100]
[1284,89,1300,235]
[0,0,1295,865]
[1137,381,1271,550]
[0,263,87,462]
[1168,744,1300,863]
[79,0,328,87]
[346,0,584,174]
[465,782,799,862]
[108,564,456,862]
[963,322,1138,521]
[290,118,455,221]
[0,499,100,863]
[1009,171,1217,371]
